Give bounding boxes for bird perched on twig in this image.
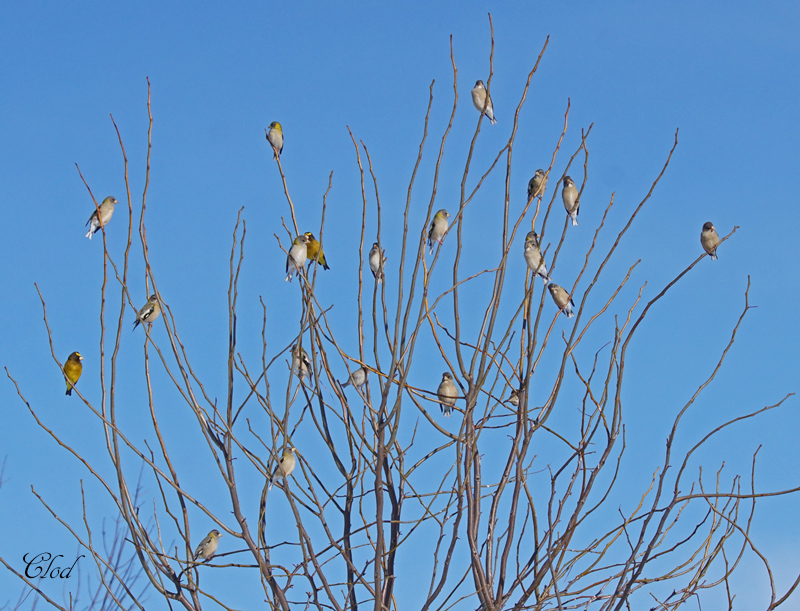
[548,283,575,319]
[85,196,118,240]
[341,366,368,389]
[701,222,720,260]
[427,209,451,254]
[471,80,497,125]
[64,352,84,396]
[369,242,386,283]
[506,388,520,408]
[437,372,458,417]
[193,529,222,562]
[132,295,161,331]
[285,234,309,282]
[266,121,283,160]
[269,447,297,489]
[291,344,312,380]
[304,232,330,270]
[562,176,579,227]
[524,231,551,285]
[527,169,547,201]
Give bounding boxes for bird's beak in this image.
[79,356,85,361]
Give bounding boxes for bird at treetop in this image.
[701,222,720,260]
[193,529,222,561]
[548,283,575,319]
[437,372,458,417]
[341,366,368,389]
[304,232,330,270]
[427,209,451,254]
[267,121,283,160]
[285,234,309,282]
[369,242,386,283]
[85,196,118,239]
[132,295,161,331]
[524,232,550,285]
[64,352,84,396]
[562,176,579,227]
[527,170,547,201]
[471,80,497,125]
[291,343,312,380]
[269,447,297,489]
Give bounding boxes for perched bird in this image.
[427,209,451,254]
[527,169,548,201]
[507,388,520,408]
[285,234,309,282]
[341,366,368,389]
[267,121,284,160]
[64,352,84,396]
[193,529,222,562]
[562,176,579,226]
[548,283,575,319]
[701,222,720,260]
[471,80,497,125]
[524,231,550,284]
[269,447,297,489]
[85,196,119,240]
[369,242,386,283]
[304,232,330,270]
[437,372,458,417]
[132,295,161,331]
[291,343,312,380]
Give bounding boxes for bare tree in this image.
[3,20,797,611]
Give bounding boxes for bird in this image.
[64,352,84,396]
[701,222,720,260]
[85,196,119,239]
[291,344,312,380]
[471,80,497,125]
[341,366,368,389]
[427,209,451,254]
[369,242,386,283]
[562,176,579,226]
[132,295,160,331]
[524,231,550,284]
[269,447,297,489]
[437,372,458,417]
[548,283,575,318]
[507,388,520,407]
[304,232,330,270]
[527,170,547,201]
[193,529,222,562]
[267,121,283,160]
[285,234,309,282]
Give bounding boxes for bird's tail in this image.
[571,215,578,227]
[66,387,72,396]
[490,117,498,125]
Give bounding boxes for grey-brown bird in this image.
[524,231,550,285]
[701,222,720,260]
[527,170,547,200]
[507,388,520,407]
[369,242,386,283]
[193,529,222,561]
[341,366,368,389]
[64,352,84,396]
[437,372,458,417]
[85,196,119,239]
[291,344,312,380]
[562,177,579,226]
[132,295,160,331]
[269,447,297,489]
[471,80,497,125]
[548,283,575,318]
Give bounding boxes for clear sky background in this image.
[1,1,798,609]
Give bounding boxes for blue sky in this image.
[1,1,798,609]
